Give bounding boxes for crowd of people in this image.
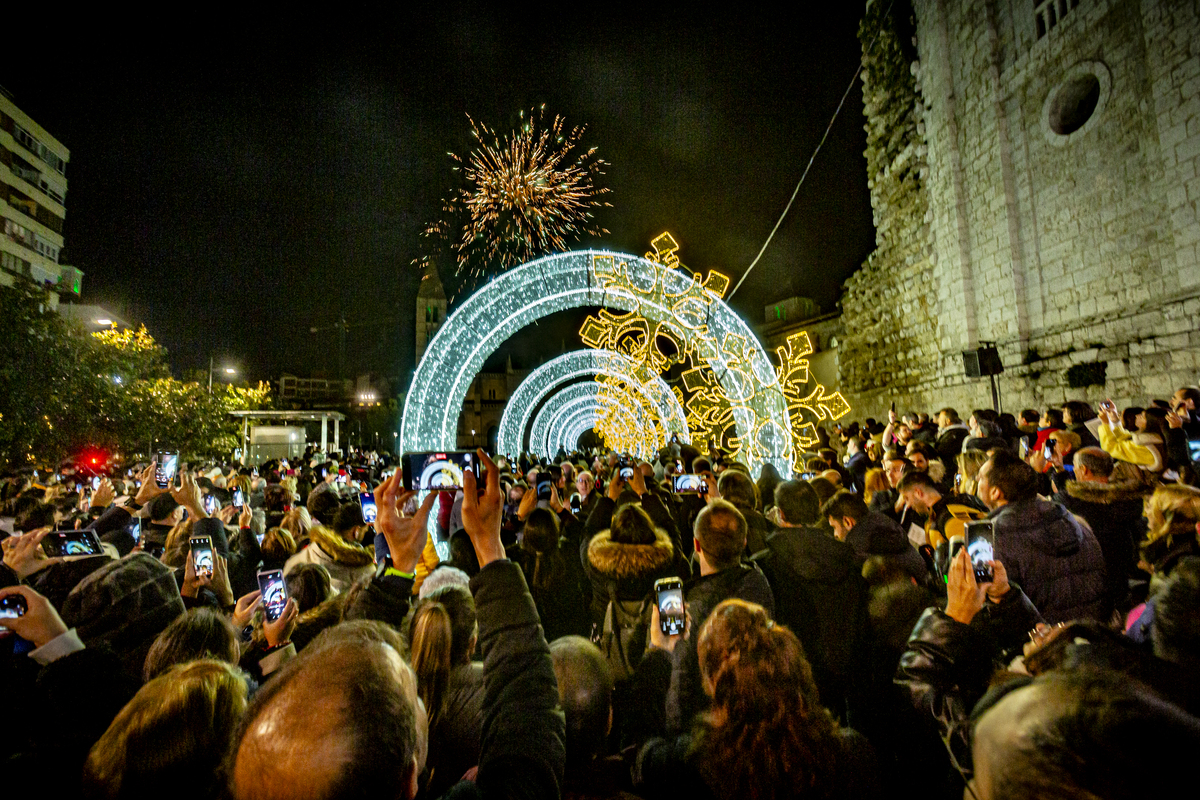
[3,389,1200,799]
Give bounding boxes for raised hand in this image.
[170,472,208,520]
[944,547,988,625]
[133,460,167,506]
[232,590,262,629]
[373,471,437,574]
[91,478,116,509]
[1,528,62,580]
[264,598,299,648]
[462,449,505,567]
[0,586,68,648]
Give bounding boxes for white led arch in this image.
[546,390,647,459]
[400,250,793,476]
[562,415,597,452]
[496,349,688,457]
[529,382,653,460]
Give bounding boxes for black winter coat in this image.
[752,525,869,718]
[990,497,1106,623]
[1053,480,1147,614]
[664,563,775,733]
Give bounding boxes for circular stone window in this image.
[1042,62,1111,146]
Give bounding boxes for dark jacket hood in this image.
[687,563,774,614]
[993,497,1084,558]
[587,527,675,580]
[765,525,858,583]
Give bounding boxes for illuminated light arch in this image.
[401,249,793,476]
[495,349,688,458]
[562,414,597,452]
[530,382,653,459]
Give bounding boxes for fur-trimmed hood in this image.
[1065,478,1154,505]
[586,527,675,580]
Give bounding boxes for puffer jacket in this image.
[283,525,375,593]
[990,496,1106,623]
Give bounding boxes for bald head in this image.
[231,623,424,800]
[549,636,613,769]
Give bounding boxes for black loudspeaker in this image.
[962,345,1004,378]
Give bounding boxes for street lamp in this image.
[209,357,238,393]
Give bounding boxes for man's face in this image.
[909,452,929,472]
[976,461,999,510]
[884,459,905,487]
[937,412,952,430]
[896,424,912,443]
[828,515,854,542]
[576,476,592,496]
[901,487,931,516]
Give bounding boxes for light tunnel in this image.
[400,249,793,477]
[495,348,688,458]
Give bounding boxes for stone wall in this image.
[840,0,1200,420]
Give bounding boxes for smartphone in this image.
[1018,439,1029,459]
[130,517,142,544]
[92,475,102,491]
[232,488,245,509]
[964,521,995,583]
[156,452,179,489]
[536,476,553,500]
[1043,440,1055,460]
[403,451,479,492]
[890,401,896,413]
[189,535,214,578]
[41,530,104,558]
[654,577,685,636]
[359,492,378,524]
[257,569,288,622]
[800,471,817,481]
[569,494,582,513]
[202,494,220,515]
[673,474,707,494]
[0,594,27,619]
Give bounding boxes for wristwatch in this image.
[123,498,143,511]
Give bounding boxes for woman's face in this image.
[1061,407,1074,425]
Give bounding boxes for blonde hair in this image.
[82,660,248,798]
[1142,484,1200,570]
[956,450,989,496]
[261,526,297,562]
[161,519,195,568]
[863,468,888,506]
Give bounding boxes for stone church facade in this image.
[840,0,1200,418]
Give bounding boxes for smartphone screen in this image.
[258,569,288,622]
[800,471,817,481]
[673,474,706,494]
[570,494,582,513]
[233,488,245,508]
[92,476,101,490]
[0,595,27,619]
[130,517,141,544]
[536,477,553,500]
[965,521,995,583]
[1043,441,1055,460]
[359,492,378,524]
[202,494,220,515]
[42,530,104,558]
[655,578,685,635]
[1018,439,1029,459]
[189,536,214,577]
[403,451,479,492]
[156,452,179,489]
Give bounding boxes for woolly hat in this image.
[61,553,185,673]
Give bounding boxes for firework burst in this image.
[416,106,612,295]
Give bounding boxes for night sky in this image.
[7,5,874,389]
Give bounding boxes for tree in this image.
[0,282,272,466]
